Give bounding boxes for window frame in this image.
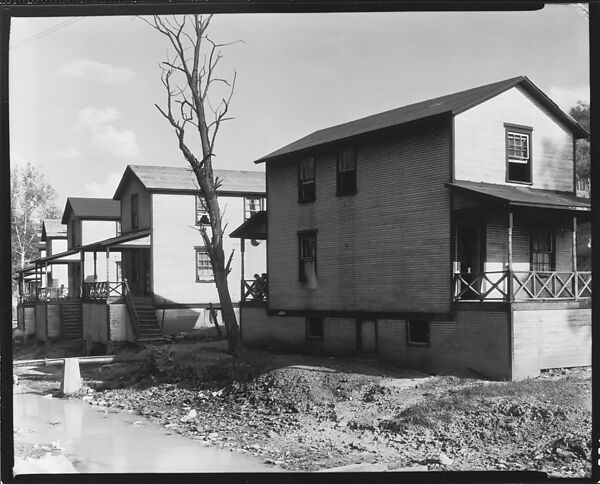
[406,320,430,346]
[195,195,210,225]
[298,156,316,203]
[195,247,213,282]
[306,316,324,340]
[298,230,317,283]
[530,227,555,272]
[244,196,264,220]
[336,147,357,196]
[505,124,533,185]
[131,193,139,230]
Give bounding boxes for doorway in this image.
[456,222,485,299]
[128,249,151,297]
[357,319,377,354]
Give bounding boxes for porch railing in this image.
[35,286,68,302]
[82,281,126,300]
[242,278,268,302]
[453,270,592,302]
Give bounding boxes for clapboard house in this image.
[237,76,591,380]
[80,164,266,350]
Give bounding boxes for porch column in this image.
[507,210,513,302]
[80,249,85,298]
[240,238,245,301]
[93,251,97,281]
[572,215,578,271]
[106,248,110,283]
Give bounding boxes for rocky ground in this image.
[13,336,592,476]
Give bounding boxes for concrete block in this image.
[60,358,82,395]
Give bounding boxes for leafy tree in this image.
[569,101,590,189]
[11,162,61,279]
[144,15,243,355]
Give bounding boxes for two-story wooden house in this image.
[80,164,266,351]
[235,76,590,380]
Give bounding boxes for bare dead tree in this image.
[143,14,243,355]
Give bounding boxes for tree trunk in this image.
[212,246,242,355]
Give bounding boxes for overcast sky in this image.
[9,6,589,210]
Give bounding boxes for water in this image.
[14,390,279,473]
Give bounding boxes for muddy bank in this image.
[14,339,592,476]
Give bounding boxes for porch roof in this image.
[29,249,80,265]
[83,228,151,251]
[229,210,267,240]
[447,181,591,212]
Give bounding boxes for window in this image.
[531,228,554,272]
[196,196,209,225]
[116,221,122,236]
[505,125,532,183]
[195,248,213,282]
[115,261,122,282]
[298,157,316,203]
[298,231,317,284]
[244,196,263,220]
[131,193,139,230]
[306,317,324,340]
[336,147,357,196]
[407,320,430,346]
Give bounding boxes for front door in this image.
[129,249,150,297]
[358,320,377,354]
[456,223,484,299]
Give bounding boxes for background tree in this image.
[569,100,590,193]
[144,14,243,355]
[11,162,61,285]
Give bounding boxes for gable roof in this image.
[256,76,589,163]
[41,219,67,240]
[113,165,266,199]
[61,197,121,224]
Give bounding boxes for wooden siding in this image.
[454,86,574,192]
[66,215,80,250]
[118,176,152,233]
[151,193,261,304]
[512,307,591,380]
[267,118,452,314]
[378,311,511,380]
[83,302,109,345]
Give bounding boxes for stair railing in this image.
[123,279,140,338]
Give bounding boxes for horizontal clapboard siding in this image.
[512,307,591,379]
[267,117,452,314]
[455,86,574,192]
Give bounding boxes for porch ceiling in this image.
[447,181,590,212]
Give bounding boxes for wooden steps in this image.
[60,300,82,339]
[127,297,167,343]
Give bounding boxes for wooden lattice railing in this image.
[35,286,68,301]
[242,278,268,302]
[82,281,126,300]
[453,270,592,302]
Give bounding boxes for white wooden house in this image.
[232,76,591,380]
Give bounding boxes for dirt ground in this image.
[13,336,592,476]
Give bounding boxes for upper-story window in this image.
[298,157,316,203]
[195,247,213,282]
[298,230,317,284]
[337,147,357,196]
[531,227,554,272]
[131,193,139,230]
[505,124,533,184]
[196,195,210,225]
[244,196,263,220]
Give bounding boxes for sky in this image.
[9,6,589,211]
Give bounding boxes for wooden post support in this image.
[106,248,110,285]
[80,250,85,298]
[507,211,514,302]
[93,251,97,281]
[573,215,578,299]
[60,358,82,395]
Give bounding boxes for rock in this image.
[42,394,53,399]
[438,452,453,466]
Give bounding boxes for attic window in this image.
[298,157,316,203]
[336,147,357,196]
[505,125,532,184]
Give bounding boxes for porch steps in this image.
[127,297,168,343]
[60,300,82,339]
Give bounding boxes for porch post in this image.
[80,249,85,299]
[106,248,110,283]
[93,251,97,281]
[240,238,245,301]
[507,210,513,302]
[573,215,578,300]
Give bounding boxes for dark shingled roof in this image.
[41,219,67,241]
[447,181,591,212]
[256,76,589,163]
[113,165,265,199]
[61,198,121,224]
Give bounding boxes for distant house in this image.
[232,76,591,380]
[78,164,266,350]
[15,199,121,342]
